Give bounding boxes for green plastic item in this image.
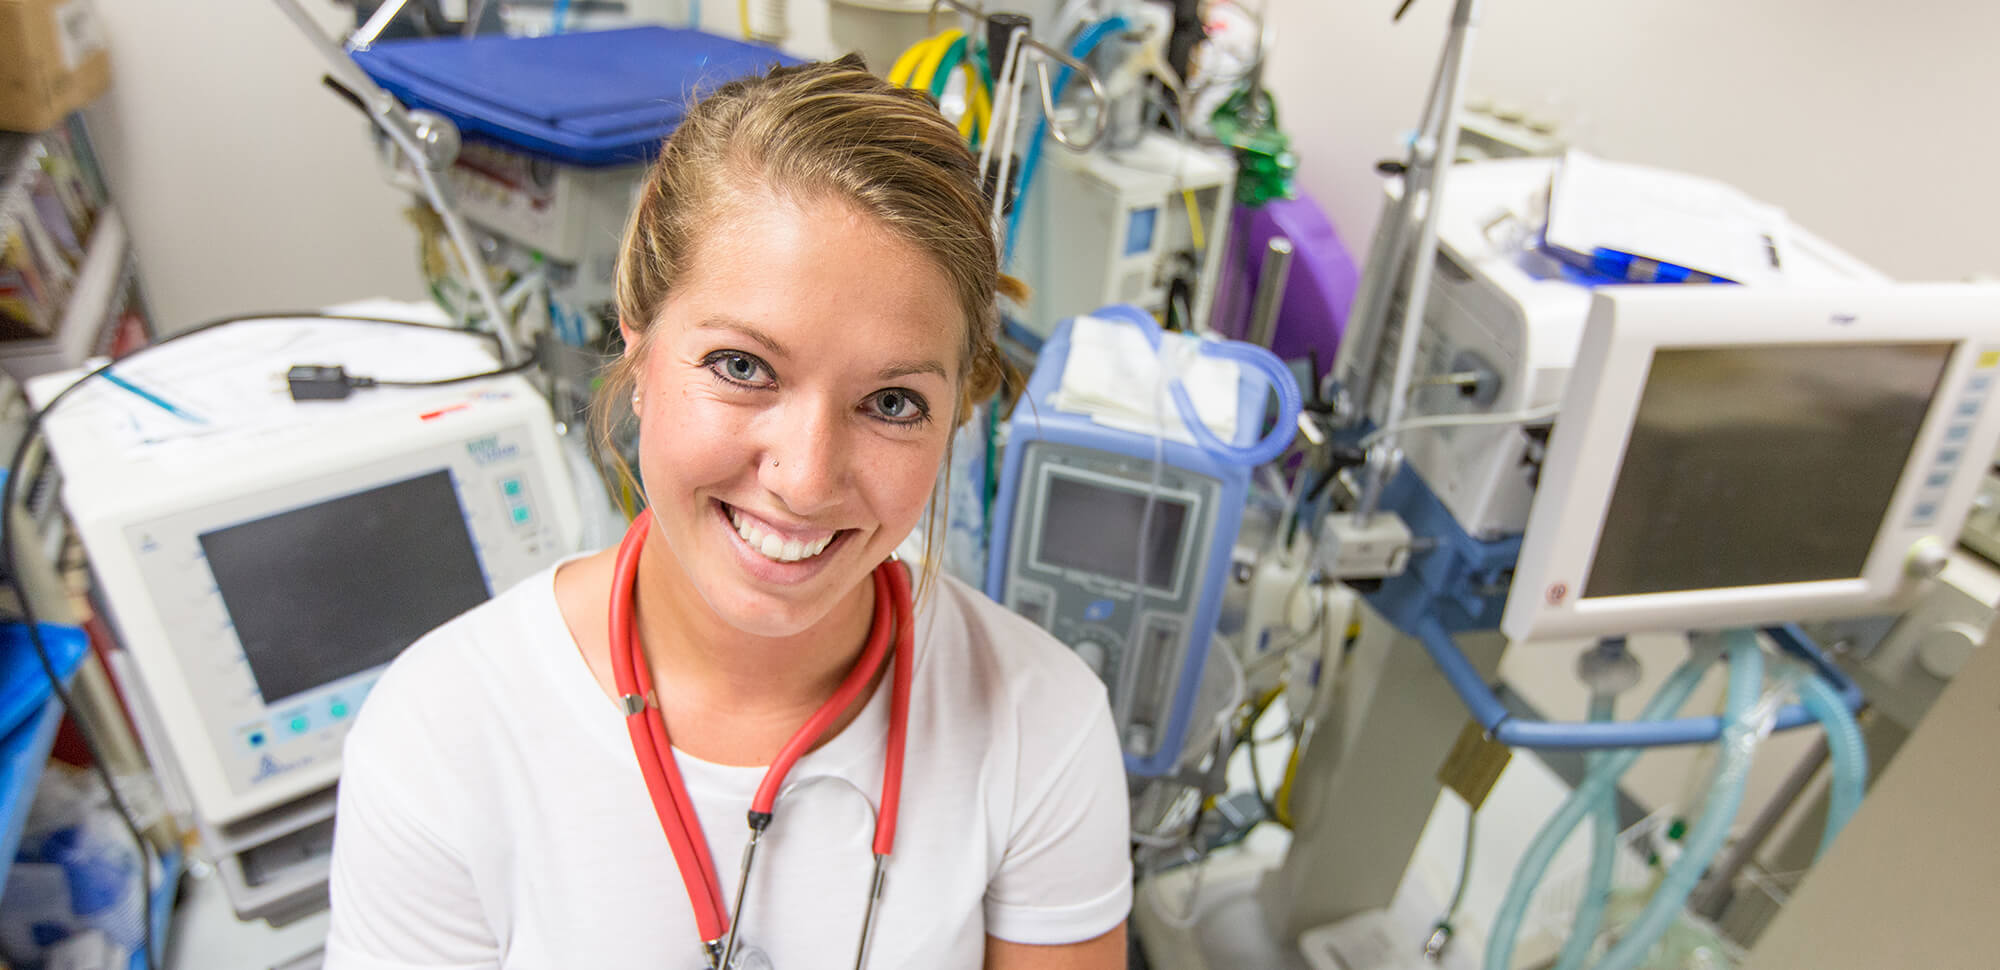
[1211,85,1298,206]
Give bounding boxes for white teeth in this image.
[726,505,837,563]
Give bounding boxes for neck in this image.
[631,529,878,722]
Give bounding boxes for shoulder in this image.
[346,565,567,764]
[918,575,1112,734]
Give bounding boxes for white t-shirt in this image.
[324,563,1132,970]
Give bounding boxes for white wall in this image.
[81,0,1999,337]
[1264,0,2000,283]
[82,0,425,334]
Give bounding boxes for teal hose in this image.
[1796,669,1868,860]
[1552,694,1620,970]
[1482,651,1718,970]
[1589,630,1766,970]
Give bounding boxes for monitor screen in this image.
[1036,473,1190,591]
[1585,342,1953,598]
[200,470,491,704]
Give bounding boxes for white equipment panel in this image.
[1336,158,1882,540]
[1013,131,1236,340]
[1503,285,2000,641]
[37,321,585,829]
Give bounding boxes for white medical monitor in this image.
[41,341,585,829]
[1502,285,2000,642]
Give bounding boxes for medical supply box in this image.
[0,0,109,133]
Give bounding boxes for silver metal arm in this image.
[926,0,1113,152]
[270,0,524,366]
[928,0,984,33]
[346,0,412,51]
[1351,0,1482,521]
[1020,36,1112,152]
[465,0,492,38]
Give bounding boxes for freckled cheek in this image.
[867,440,951,532]
[635,385,757,494]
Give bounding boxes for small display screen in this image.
[1585,342,1953,598]
[1036,473,1190,592]
[200,470,491,704]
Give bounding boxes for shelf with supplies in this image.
[0,110,176,968]
[1,114,154,383]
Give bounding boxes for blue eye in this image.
[868,388,931,426]
[704,351,773,387]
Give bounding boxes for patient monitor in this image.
[1504,285,2000,641]
[38,319,585,920]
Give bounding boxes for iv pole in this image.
[1339,0,1483,522]
[268,0,525,368]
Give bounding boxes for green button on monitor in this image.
[290,716,309,733]
[503,478,522,496]
[512,506,532,524]
[330,702,349,719]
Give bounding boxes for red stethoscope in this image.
[609,513,913,970]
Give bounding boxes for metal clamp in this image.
[926,0,1113,152]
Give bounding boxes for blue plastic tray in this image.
[0,623,87,742]
[0,623,90,915]
[353,27,802,167]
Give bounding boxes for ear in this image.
[618,318,643,359]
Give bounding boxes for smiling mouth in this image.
[720,501,846,564]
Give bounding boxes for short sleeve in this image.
[983,692,1133,944]
[324,701,500,970]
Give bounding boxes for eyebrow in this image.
[878,358,949,382]
[695,316,786,357]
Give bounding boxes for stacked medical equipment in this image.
[347,26,801,426]
[987,304,1297,777]
[1332,157,1885,545]
[1010,130,1237,341]
[1133,150,2000,970]
[35,317,586,922]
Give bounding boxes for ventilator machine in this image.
[34,318,584,922]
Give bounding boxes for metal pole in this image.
[1354,0,1481,522]
[347,0,413,51]
[1689,733,1831,919]
[1246,237,1294,349]
[270,0,522,366]
[1335,0,1468,415]
[465,0,493,38]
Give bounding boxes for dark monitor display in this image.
[200,470,491,704]
[1036,473,1190,592]
[1585,343,1952,598]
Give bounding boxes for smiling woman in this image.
[322,56,1131,970]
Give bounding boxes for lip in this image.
[713,499,852,585]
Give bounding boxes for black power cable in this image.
[2,310,534,968]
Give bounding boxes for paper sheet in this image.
[1052,315,1240,446]
[33,309,502,459]
[1545,151,1790,284]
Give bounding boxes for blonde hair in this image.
[597,54,1020,603]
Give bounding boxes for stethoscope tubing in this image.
[608,513,914,969]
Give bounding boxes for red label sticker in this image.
[1546,582,1569,605]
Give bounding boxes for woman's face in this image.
[624,190,964,638]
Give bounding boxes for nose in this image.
[756,395,851,518]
